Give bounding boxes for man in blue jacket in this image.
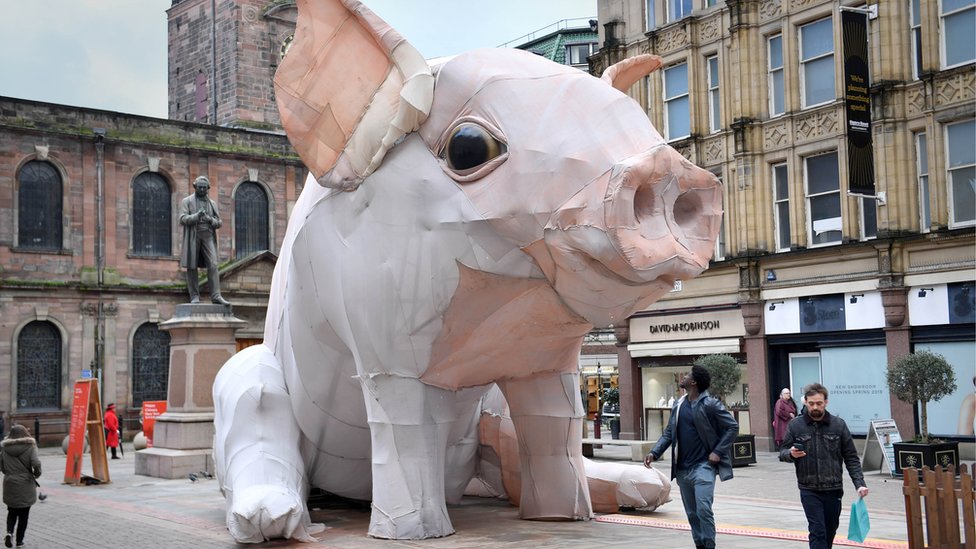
[780,383,868,549]
[644,365,739,549]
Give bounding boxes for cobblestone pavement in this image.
[13,443,927,548]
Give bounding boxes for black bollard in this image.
[34,417,40,442]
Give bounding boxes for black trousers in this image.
[800,488,843,549]
[6,506,30,544]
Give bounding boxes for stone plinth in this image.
[136,304,245,479]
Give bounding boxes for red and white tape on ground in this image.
[594,514,908,548]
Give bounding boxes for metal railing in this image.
[498,17,597,49]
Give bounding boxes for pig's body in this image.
[272,133,544,501]
[213,0,721,543]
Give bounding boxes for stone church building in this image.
[0,0,304,442]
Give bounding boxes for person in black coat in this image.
[780,383,868,549]
[0,425,41,548]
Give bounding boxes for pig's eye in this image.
[444,124,506,173]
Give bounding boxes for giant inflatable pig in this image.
[213,0,722,542]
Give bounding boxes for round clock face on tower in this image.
[280,34,294,61]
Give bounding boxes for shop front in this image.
[626,307,747,441]
[764,292,890,440]
[579,354,618,439]
[760,281,975,459]
[906,281,975,443]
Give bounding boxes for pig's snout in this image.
[605,145,723,283]
[532,144,723,326]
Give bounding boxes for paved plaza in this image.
[16,441,925,548]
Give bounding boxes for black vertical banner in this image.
[843,10,874,196]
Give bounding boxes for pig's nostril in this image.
[673,192,701,227]
[633,184,656,222]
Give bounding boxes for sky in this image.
[0,0,596,119]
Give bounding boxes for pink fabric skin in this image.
[420,49,721,328]
[473,389,672,513]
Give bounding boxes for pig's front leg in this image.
[498,372,593,520]
[359,374,456,539]
[213,344,323,543]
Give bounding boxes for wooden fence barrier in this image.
[902,463,975,549]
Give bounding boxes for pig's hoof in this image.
[367,506,455,540]
[228,484,321,543]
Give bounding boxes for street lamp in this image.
[594,362,602,440]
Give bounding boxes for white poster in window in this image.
[918,342,976,438]
[820,345,890,435]
[812,216,842,236]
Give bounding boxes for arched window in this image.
[132,172,172,256]
[234,181,269,258]
[131,323,171,408]
[17,160,63,251]
[16,321,62,410]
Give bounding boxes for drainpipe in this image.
[93,128,106,401]
[211,0,218,125]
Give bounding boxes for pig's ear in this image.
[600,54,663,93]
[274,0,434,190]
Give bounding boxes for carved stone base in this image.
[152,412,215,450]
[135,412,215,479]
[136,305,243,479]
[135,447,214,479]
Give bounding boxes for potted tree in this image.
[601,387,621,439]
[886,350,959,475]
[694,354,755,467]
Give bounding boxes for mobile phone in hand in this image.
[793,442,805,452]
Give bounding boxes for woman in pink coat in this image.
[772,388,798,449]
[104,404,120,459]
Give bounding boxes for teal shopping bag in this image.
[847,496,871,543]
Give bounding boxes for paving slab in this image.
[14,442,929,548]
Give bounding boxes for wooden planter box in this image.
[893,440,960,476]
[732,433,756,467]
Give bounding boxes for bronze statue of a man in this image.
[179,176,230,305]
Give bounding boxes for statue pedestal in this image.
[136,304,245,479]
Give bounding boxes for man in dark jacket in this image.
[644,365,738,549]
[780,383,869,549]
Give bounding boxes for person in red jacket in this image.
[104,404,120,459]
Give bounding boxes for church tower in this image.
[167,0,297,129]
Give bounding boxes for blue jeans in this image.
[800,488,843,549]
[675,461,717,549]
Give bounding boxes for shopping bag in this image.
[847,496,870,543]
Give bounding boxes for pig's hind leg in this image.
[213,344,323,543]
[498,372,593,520]
[359,374,457,539]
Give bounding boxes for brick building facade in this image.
[0,0,302,442]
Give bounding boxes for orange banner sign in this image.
[64,380,92,484]
[141,400,167,448]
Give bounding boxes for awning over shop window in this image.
[627,338,741,357]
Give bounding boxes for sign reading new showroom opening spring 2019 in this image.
[843,10,874,196]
